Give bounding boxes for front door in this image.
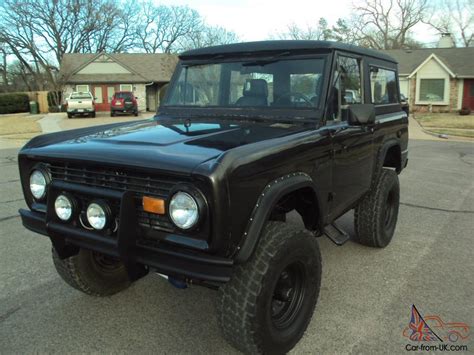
[92,85,114,111]
[327,54,374,220]
[463,79,474,110]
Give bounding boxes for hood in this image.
[21,117,307,174]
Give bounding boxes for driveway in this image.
[0,138,473,353]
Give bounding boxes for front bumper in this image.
[19,182,233,283]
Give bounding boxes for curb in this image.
[412,117,474,142]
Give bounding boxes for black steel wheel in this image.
[52,248,132,296]
[271,262,306,330]
[354,168,400,248]
[218,222,322,354]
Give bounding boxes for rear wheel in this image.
[52,248,131,296]
[67,113,72,119]
[354,169,400,248]
[91,112,96,118]
[110,111,115,117]
[134,110,138,116]
[217,222,321,354]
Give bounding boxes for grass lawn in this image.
[0,113,43,137]
[414,113,474,130]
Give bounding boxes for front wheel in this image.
[52,248,131,296]
[217,222,322,354]
[354,169,400,248]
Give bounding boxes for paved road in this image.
[1,139,473,354]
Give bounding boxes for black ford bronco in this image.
[19,41,408,354]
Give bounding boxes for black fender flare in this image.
[234,172,322,263]
[375,139,401,175]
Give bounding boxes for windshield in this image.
[164,57,326,109]
[115,92,133,99]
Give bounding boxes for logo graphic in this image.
[402,305,470,343]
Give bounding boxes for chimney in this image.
[438,33,455,48]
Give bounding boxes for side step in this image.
[324,223,350,246]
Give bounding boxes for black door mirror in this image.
[348,104,375,125]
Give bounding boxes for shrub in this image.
[459,107,471,116]
[0,93,30,114]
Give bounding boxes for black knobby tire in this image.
[52,248,131,296]
[217,222,322,354]
[67,113,72,119]
[354,168,400,248]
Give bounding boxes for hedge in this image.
[0,93,30,114]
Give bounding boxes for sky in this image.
[155,0,441,45]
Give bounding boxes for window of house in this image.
[75,85,89,93]
[370,67,398,104]
[120,84,133,92]
[419,79,445,101]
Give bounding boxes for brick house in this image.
[59,53,178,112]
[383,47,474,112]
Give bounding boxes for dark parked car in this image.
[110,91,138,116]
[18,41,408,354]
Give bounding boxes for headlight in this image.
[86,202,109,230]
[29,169,48,200]
[169,191,199,229]
[55,194,74,221]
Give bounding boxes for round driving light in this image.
[86,202,108,230]
[55,194,73,221]
[169,191,199,229]
[29,169,47,200]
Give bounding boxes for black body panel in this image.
[17,41,408,282]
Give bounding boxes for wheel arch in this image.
[378,140,402,173]
[234,172,323,263]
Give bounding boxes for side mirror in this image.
[348,104,375,125]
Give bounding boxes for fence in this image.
[24,91,49,113]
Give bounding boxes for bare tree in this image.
[349,0,428,49]
[427,0,473,47]
[275,18,333,40]
[180,25,239,51]
[0,0,139,98]
[136,3,202,53]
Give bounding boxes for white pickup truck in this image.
[66,92,96,118]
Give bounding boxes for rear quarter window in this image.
[369,67,398,104]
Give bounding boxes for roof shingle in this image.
[60,53,178,83]
[382,48,474,77]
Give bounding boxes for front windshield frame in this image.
[161,53,330,119]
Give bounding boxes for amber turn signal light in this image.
[142,196,165,215]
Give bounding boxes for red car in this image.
[110,91,138,117]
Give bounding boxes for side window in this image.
[370,67,398,104]
[339,56,362,105]
[329,56,362,121]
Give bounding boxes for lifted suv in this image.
[19,41,408,354]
